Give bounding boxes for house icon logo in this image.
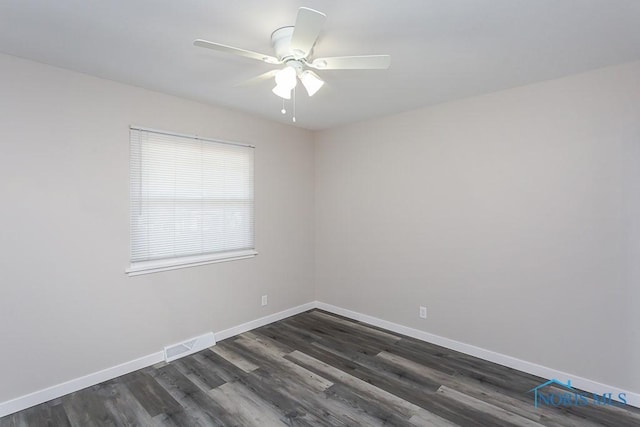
[528,379,575,408]
[528,378,627,408]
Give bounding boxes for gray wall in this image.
[315,61,640,393]
[0,53,315,402]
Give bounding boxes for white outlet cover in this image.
[419,306,427,319]
[261,295,268,306]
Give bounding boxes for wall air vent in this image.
[163,332,216,362]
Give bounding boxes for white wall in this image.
[0,53,315,403]
[315,61,640,394]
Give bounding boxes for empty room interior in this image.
[1,1,640,426]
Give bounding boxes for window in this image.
[127,127,255,276]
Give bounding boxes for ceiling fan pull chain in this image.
[281,98,286,114]
[293,87,297,123]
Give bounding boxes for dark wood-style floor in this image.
[2,310,639,426]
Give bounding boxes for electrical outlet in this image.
[419,306,427,319]
[261,295,268,306]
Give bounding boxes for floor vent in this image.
[164,332,215,362]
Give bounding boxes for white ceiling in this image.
[1,0,639,130]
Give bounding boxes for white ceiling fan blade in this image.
[290,7,327,59]
[235,69,279,87]
[194,39,281,64]
[310,55,391,70]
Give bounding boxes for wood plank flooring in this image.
[2,309,639,426]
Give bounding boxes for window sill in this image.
[126,250,258,276]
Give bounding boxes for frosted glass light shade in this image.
[274,66,297,90]
[300,70,325,96]
[272,84,292,99]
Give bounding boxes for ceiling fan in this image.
[194,7,391,102]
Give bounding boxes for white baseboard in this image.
[0,351,164,418]
[214,302,316,342]
[0,301,315,418]
[2,300,638,418]
[314,301,640,408]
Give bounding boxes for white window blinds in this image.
[128,127,256,275]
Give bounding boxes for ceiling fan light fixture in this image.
[300,70,325,96]
[272,84,292,99]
